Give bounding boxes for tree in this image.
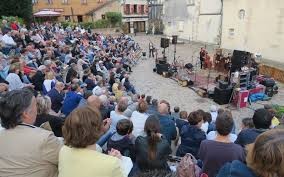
[0,0,32,26]
[105,12,122,27]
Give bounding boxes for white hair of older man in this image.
[99,94,108,106]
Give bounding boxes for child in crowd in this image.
[107,119,135,161]
[240,117,254,131]
[171,106,180,121]
[176,111,188,134]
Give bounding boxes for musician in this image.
[149,42,155,58]
[204,52,212,69]
[199,48,206,69]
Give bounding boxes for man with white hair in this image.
[99,94,112,119]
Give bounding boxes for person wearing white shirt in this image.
[210,105,218,123]
[1,32,16,47]
[130,100,149,137]
[206,131,237,143]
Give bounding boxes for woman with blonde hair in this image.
[43,71,56,94]
[217,129,284,177]
[34,95,64,137]
[59,106,132,177]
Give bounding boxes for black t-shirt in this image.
[198,140,245,177]
[135,135,172,172]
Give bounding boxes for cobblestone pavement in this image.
[129,34,284,131]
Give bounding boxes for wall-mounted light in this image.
[239,9,246,20]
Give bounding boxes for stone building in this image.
[221,0,284,63]
[33,0,120,22]
[121,0,149,33]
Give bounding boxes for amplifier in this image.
[218,80,229,89]
[214,87,233,105]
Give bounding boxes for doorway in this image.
[133,21,145,32]
[77,15,83,22]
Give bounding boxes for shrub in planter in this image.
[94,19,110,29]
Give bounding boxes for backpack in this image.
[177,153,201,177]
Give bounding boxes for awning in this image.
[34,10,61,17]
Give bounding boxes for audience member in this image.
[130,100,149,137]
[0,89,62,177]
[176,110,206,157]
[217,129,284,177]
[235,108,272,147]
[171,106,180,121]
[34,95,64,137]
[47,81,65,113]
[175,111,189,134]
[61,83,83,116]
[107,119,135,161]
[135,115,172,172]
[198,111,245,177]
[59,106,128,177]
[157,102,177,144]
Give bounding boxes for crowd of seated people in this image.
[0,20,283,177]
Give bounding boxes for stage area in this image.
[130,34,284,131]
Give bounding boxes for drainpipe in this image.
[219,0,224,47]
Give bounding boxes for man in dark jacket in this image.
[31,65,46,92]
[47,82,65,113]
[156,103,177,144]
[235,108,272,147]
[61,84,82,116]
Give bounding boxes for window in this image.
[62,0,68,4]
[134,5,137,14]
[65,16,71,21]
[81,0,87,4]
[125,4,130,14]
[141,5,144,14]
[101,14,106,19]
[229,28,235,37]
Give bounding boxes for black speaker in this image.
[172,35,178,44]
[161,38,170,48]
[213,87,233,105]
[156,63,169,75]
[231,50,249,72]
[218,80,229,89]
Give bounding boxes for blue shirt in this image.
[158,114,177,144]
[61,91,82,116]
[47,88,65,113]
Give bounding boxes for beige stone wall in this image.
[33,0,109,22]
[90,0,121,22]
[221,0,284,63]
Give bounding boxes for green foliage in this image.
[0,16,24,25]
[105,12,122,27]
[94,19,110,29]
[272,105,284,118]
[79,22,94,29]
[0,0,32,27]
[61,21,76,29]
